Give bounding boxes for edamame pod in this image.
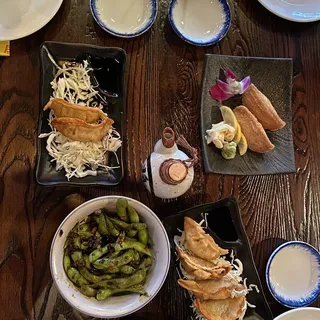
[105,216,120,237]
[80,285,97,297]
[127,205,140,223]
[97,268,146,289]
[116,198,129,221]
[114,240,152,257]
[127,229,138,237]
[89,245,108,263]
[71,251,83,265]
[131,223,147,231]
[93,250,134,269]
[79,224,90,232]
[109,217,131,230]
[63,254,71,272]
[96,285,146,301]
[67,267,89,287]
[79,267,114,283]
[138,230,148,246]
[83,255,91,269]
[98,213,109,235]
[138,257,152,271]
[120,265,136,275]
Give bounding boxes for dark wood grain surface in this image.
[0,0,319,319]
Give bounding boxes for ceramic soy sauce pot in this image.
[142,127,198,199]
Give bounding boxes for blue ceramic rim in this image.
[266,241,320,308]
[168,0,231,46]
[90,0,157,38]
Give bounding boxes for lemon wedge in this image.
[220,106,237,130]
[233,119,242,144]
[238,133,248,156]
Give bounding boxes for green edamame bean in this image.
[77,231,93,240]
[84,255,91,269]
[93,250,134,269]
[108,250,122,259]
[131,223,147,231]
[127,229,138,237]
[98,213,109,235]
[109,217,131,231]
[67,267,89,287]
[71,251,83,264]
[105,216,120,237]
[97,268,146,289]
[132,250,141,264]
[80,242,89,250]
[79,224,90,232]
[138,230,148,246]
[138,257,152,271]
[89,245,108,263]
[63,254,71,272]
[81,285,97,297]
[127,205,139,223]
[116,198,129,221]
[120,265,136,275]
[79,267,114,283]
[96,285,146,301]
[114,240,152,257]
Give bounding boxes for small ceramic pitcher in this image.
[142,127,197,199]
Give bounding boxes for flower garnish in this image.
[209,69,251,102]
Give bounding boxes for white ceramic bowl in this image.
[50,196,170,318]
[274,307,320,320]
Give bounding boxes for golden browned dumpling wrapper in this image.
[184,217,228,261]
[178,276,244,300]
[177,248,231,280]
[242,84,286,131]
[194,296,246,320]
[234,106,274,153]
[51,117,114,142]
[44,98,108,123]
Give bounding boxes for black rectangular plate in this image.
[201,54,295,176]
[36,41,126,186]
[162,198,273,320]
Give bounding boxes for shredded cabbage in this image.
[40,57,122,180]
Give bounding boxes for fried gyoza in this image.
[44,98,108,123]
[178,248,231,280]
[242,84,286,131]
[178,276,244,300]
[51,117,114,142]
[184,217,228,261]
[194,296,246,320]
[234,106,274,153]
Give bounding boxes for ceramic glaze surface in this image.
[274,308,320,320]
[266,242,320,307]
[258,0,320,22]
[0,0,63,40]
[95,0,152,34]
[172,0,226,43]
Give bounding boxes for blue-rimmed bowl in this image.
[90,0,157,38]
[266,241,320,308]
[168,0,231,46]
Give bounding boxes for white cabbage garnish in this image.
[40,58,122,180]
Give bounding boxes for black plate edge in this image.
[200,54,296,176]
[35,41,127,186]
[162,197,274,320]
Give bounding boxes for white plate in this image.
[274,307,320,320]
[258,0,320,22]
[0,0,63,41]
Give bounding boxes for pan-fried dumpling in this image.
[194,296,246,320]
[178,276,244,300]
[184,217,228,261]
[178,248,231,280]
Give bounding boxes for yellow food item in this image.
[233,118,242,144]
[220,106,237,130]
[0,41,10,57]
[238,133,248,156]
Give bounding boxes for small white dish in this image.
[90,0,157,38]
[50,196,170,318]
[168,0,231,46]
[266,241,320,308]
[258,0,320,23]
[0,0,63,41]
[274,307,320,320]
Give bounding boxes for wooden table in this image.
[1,0,320,319]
